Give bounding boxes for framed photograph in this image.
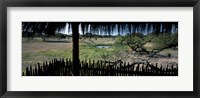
[1,0,199,98]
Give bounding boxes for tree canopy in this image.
[22,22,66,38]
[22,22,178,38]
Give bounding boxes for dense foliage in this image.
[115,32,178,54]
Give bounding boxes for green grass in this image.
[22,37,178,73]
[22,38,121,72]
[22,39,129,71]
[79,43,128,61]
[22,49,72,72]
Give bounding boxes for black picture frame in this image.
[0,0,199,98]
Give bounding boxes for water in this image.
[96,45,111,48]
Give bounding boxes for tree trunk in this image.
[72,23,80,76]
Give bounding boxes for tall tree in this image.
[72,23,80,76]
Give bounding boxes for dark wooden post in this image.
[72,23,80,76]
[26,67,30,76]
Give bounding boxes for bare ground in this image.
[22,42,72,53]
[116,49,178,68]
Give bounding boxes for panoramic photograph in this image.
[22,22,178,76]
